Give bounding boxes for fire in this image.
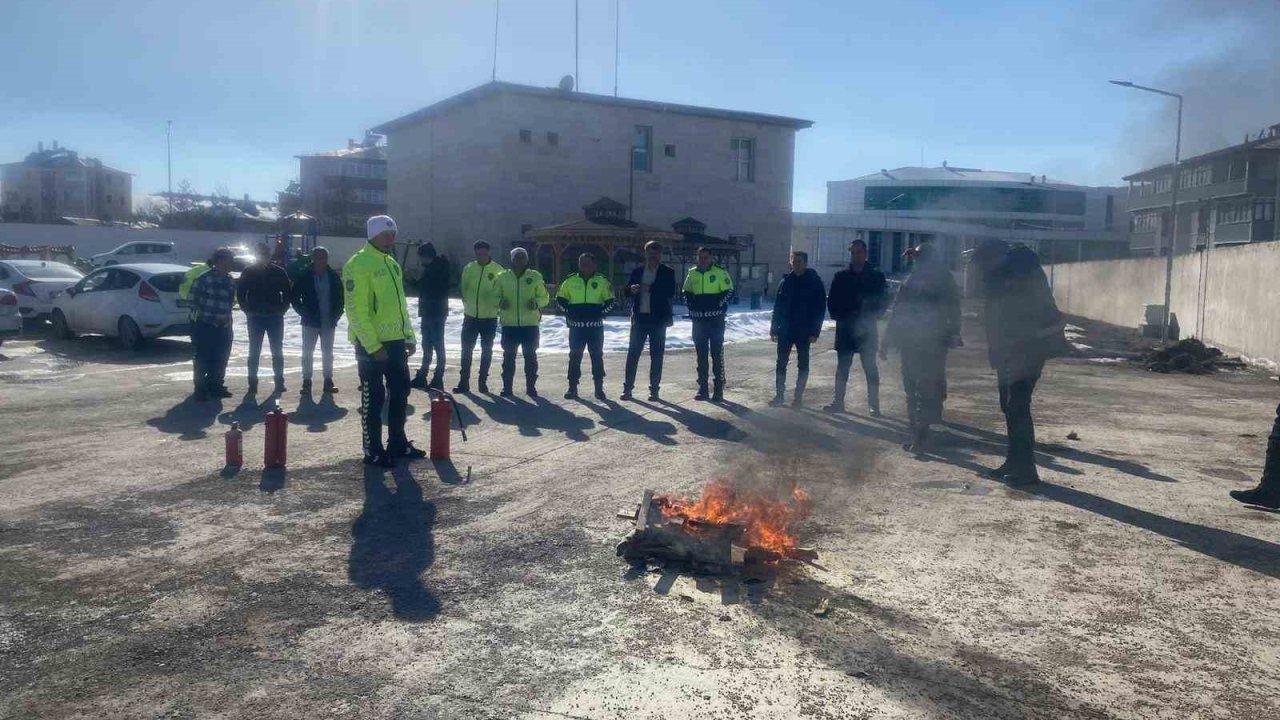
[657,478,811,555]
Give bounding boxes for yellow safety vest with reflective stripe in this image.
[342,242,415,354]
[496,268,550,327]
[556,273,615,328]
[683,265,734,319]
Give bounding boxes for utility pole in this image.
[166,120,173,216]
[492,0,500,82]
[613,0,620,96]
[574,0,580,89]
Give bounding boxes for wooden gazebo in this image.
[524,197,682,289]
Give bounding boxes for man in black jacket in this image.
[236,243,293,394]
[770,251,827,407]
[971,240,1067,486]
[825,239,888,415]
[290,247,344,395]
[411,242,451,391]
[622,241,675,402]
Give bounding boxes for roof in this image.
[1123,126,1280,180]
[524,218,682,243]
[296,144,386,161]
[836,166,1078,187]
[372,81,813,134]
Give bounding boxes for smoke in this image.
[1123,0,1280,169]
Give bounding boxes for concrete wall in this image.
[0,223,368,266]
[386,91,798,281]
[1049,242,1280,366]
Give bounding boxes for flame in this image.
[657,478,811,555]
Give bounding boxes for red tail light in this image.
[0,293,16,306]
[138,281,160,302]
[12,281,37,298]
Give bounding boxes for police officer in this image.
[179,256,213,395]
[557,253,615,400]
[455,240,503,394]
[345,215,425,468]
[683,247,734,401]
[496,247,550,398]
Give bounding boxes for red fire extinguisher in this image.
[430,392,453,460]
[264,405,288,468]
[225,421,243,467]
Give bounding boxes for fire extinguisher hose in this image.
[428,389,468,442]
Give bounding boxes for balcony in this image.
[1127,178,1248,211]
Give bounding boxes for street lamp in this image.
[1110,79,1183,343]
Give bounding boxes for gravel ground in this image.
[2,306,1279,719]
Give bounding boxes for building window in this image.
[731,137,755,182]
[341,163,386,179]
[1229,155,1248,181]
[1105,195,1114,230]
[546,131,559,147]
[1179,164,1211,190]
[106,194,113,204]
[519,129,532,143]
[632,125,652,172]
[353,188,386,204]
[1153,174,1172,194]
[1132,211,1161,233]
[664,144,676,158]
[1255,200,1275,222]
[1217,200,1252,225]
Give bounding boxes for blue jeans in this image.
[192,321,232,393]
[246,313,284,384]
[417,315,447,380]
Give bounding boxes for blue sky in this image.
[2,0,1272,212]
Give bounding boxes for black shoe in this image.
[695,389,709,401]
[594,386,607,401]
[478,381,490,395]
[363,453,395,469]
[428,377,445,391]
[1230,485,1280,509]
[648,390,660,402]
[217,387,233,399]
[453,383,470,394]
[323,379,338,394]
[391,443,428,461]
[527,385,538,398]
[301,379,313,394]
[410,374,428,390]
[500,387,514,398]
[564,388,579,400]
[1004,467,1041,487]
[620,390,634,401]
[823,402,845,414]
[769,394,785,407]
[712,387,724,402]
[988,462,1014,479]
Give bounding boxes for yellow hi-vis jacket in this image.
[556,272,616,328]
[342,242,415,354]
[460,260,504,319]
[682,264,735,319]
[496,268,550,327]
[178,264,211,301]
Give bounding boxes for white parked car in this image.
[91,241,177,267]
[0,259,84,323]
[0,289,21,348]
[51,263,192,350]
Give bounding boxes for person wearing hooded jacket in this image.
[971,240,1068,486]
[770,251,827,407]
[881,243,961,453]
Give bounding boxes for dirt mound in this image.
[1142,339,1246,374]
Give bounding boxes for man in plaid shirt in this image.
[189,248,237,400]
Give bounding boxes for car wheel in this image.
[51,310,75,339]
[118,316,143,351]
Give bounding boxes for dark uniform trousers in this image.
[193,320,232,393]
[357,339,410,458]
[692,318,726,391]
[501,325,540,390]
[775,333,811,373]
[997,358,1045,469]
[568,326,606,386]
[623,322,666,393]
[459,316,497,384]
[900,341,948,428]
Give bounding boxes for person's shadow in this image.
[348,465,440,621]
[637,399,743,442]
[289,393,349,433]
[217,392,274,431]
[579,397,678,446]
[467,393,594,441]
[145,395,223,440]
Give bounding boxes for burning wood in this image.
[616,479,815,571]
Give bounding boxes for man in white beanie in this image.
[342,215,424,467]
[495,246,549,397]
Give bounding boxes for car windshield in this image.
[6,261,83,280]
[146,272,183,293]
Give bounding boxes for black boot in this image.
[770,371,786,407]
[868,383,881,417]
[711,384,723,402]
[594,380,607,401]
[410,373,428,390]
[1231,433,1280,508]
[695,384,709,401]
[564,384,578,400]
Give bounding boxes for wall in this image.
[0,223,368,266]
[386,91,798,282]
[1049,241,1280,366]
